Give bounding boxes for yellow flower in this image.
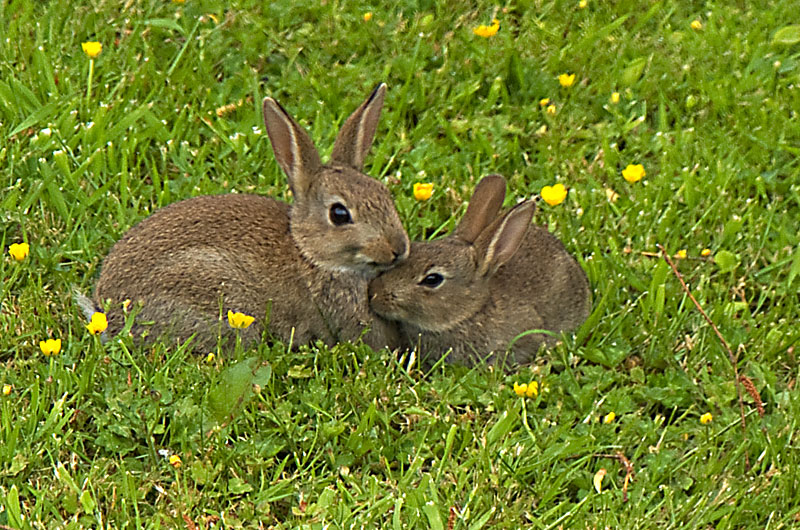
[169,454,182,468]
[701,248,711,257]
[172,0,186,3]
[691,20,702,30]
[558,73,576,88]
[40,338,62,356]
[676,249,687,259]
[610,91,621,104]
[622,164,646,183]
[9,242,29,261]
[513,381,538,398]
[227,310,255,329]
[700,412,713,425]
[545,104,557,115]
[413,182,434,201]
[81,41,102,59]
[363,12,373,22]
[605,188,620,203]
[593,468,606,493]
[540,183,567,206]
[539,98,550,107]
[206,352,216,363]
[578,0,588,8]
[2,384,11,396]
[86,312,108,335]
[603,411,616,424]
[473,18,500,38]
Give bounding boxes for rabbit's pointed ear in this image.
[476,200,535,276]
[329,83,387,170]
[453,175,507,243]
[262,97,322,196]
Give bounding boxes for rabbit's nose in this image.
[391,237,409,263]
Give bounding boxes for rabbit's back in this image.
[95,194,320,350]
[492,225,591,354]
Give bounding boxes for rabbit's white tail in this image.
[72,287,98,321]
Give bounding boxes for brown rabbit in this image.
[368,174,591,366]
[88,84,409,352]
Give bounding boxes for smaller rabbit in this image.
[368,174,591,366]
[88,84,409,353]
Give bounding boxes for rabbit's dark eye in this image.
[329,203,352,226]
[419,273,444,288]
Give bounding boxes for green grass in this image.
[2,0,800,528]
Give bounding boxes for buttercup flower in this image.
[413,182,434,201]
[81,41,102,59]
[541,183,567,206]
[363,12,373,22]
[206,352,216,363]
[87,312,108,335]
[473,18,500,38]
[691,20,702,30]
[676,249,687,259]
[700,412,713,424]
[40,338,62,356]
[622,164,646,183]
[701,248,712,257]
[169,454,182,468]
[603,411,616,424]
[558,73,576,88]
[9,242,29,261]
[3,384,12,396]
[578,0,588,8]
[610,91,621,104]
[539,98,550,107]
[227,310,255,329]
[513,381,538,398]
[545,104,557,115]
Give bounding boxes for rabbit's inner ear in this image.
[262,97,322,196]
[477,201,535,276]
[329,83,387,170]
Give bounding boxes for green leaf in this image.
[287,364,313,378]
[486,402,519,445]
[227,477,254,494]
[143,18,187,35]
[787,246,800,286]
[714,250,740,273]
[80,490,96,513]
[422,501,444,530]
[207,357,268,424]
[621,57,647,86]
[772,25,800,46]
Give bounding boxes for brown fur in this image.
[369,175,591,366]
[94,84,409,352]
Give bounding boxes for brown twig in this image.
[657,244,750,469]
[615,451,635,503]
[447,505,458,530]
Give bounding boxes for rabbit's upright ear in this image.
[329,83,387,170]
[476,200,535,276]
[453,174,507,243]
[262,97,323,196]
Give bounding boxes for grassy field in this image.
[2,0,800,528]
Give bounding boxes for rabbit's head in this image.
[263,84,409,277]
[369,175,535,331]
